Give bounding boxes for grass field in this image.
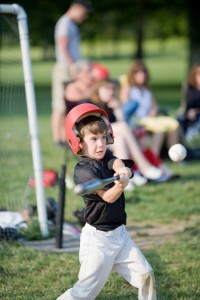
[1,38,200,300]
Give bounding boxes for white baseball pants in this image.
[56,223,157,300]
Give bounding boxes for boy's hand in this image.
[115,174,129,188]
[115,167,132,179]
[114,167,132,188]
[96,167,133,203]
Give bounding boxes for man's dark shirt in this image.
[74,150,133,231]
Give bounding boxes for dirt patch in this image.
[23,216,198,253]
[127,215,198,250]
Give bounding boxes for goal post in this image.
[0,4,49,237]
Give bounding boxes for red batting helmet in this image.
[65,103,114,154]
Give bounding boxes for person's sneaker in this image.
[143,167,162,180]
[130,172,147,186]
[149,168,181,183]
[0,227,18,241]
[125,181,135,191]
[153,173,181,183]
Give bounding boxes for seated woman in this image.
[119,60,180,157]
[64,60,111,115]
[89,79,168,185]
[178,63,200,145]
[64,59,94,114]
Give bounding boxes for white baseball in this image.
[168,143,187,162]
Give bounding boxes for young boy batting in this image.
[56,103,157,300]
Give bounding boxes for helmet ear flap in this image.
[76,135,81,153]
[73,125,81,142]
[72,125,82,153]
[101,115,114,144]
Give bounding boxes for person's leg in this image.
[114,227,157,300]
[151,132,165,156]
[51,63,70,144]
[56,224,122,300]
[166,128,180,149]
[51,111,66,144]
[110,122,162,180]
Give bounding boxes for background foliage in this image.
[2,0,199,66]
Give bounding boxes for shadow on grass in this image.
[180,172,200,182]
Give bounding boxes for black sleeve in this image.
[74,164,100,186]
[106,150,134,170]
[106,150,117,171]
[74,163,108,201]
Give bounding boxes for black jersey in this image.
[74,150,133,231]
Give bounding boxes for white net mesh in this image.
[0,13,35,211]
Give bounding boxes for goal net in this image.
[0,4,48,236]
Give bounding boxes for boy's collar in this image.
[80,155,134,168]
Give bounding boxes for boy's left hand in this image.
[116,167,132,179]
[114,167,132,188]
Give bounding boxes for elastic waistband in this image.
[84,223,124,236]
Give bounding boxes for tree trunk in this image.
[134,0,146,59]
[187,0,200,68]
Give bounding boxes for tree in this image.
[134,0,146,59]
[82,0,188,59]
[4,0,200,68]
[187,0,200,67]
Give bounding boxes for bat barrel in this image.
[74,175,120,196]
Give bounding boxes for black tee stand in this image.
[55,164,66,249]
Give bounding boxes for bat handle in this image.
[114,175,120,181]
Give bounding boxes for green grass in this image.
[1,38,200,299]
[1,221,199,299]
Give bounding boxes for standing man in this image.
[51,0,93,146]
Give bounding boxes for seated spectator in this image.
[0,208,31,229]
[178,63,200,145]
[0,198,57,237]
[89,79,169,185]
[120,60,180,157]
[64,59,94,114]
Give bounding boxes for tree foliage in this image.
[2,0,200,65]
[3,0,187,44]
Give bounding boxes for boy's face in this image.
[80,131,107,160]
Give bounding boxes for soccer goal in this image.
[0,4,48,236]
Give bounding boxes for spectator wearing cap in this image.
[51,0,93,147]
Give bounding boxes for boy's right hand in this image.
[97,173,129,203]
